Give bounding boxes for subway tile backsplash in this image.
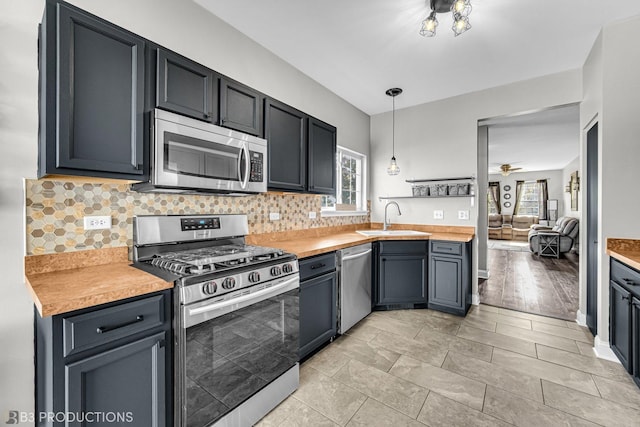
[25,179,369,255]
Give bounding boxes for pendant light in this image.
[386,88,402,176]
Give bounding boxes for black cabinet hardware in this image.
[97,315,144,334]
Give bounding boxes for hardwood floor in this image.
[479,249,579,320]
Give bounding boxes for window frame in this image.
[321,146,368,217]
[515,180,540,216]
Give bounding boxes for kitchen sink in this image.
[356,230,431,237]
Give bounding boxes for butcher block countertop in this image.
[248,223,475,259]
[607,238,640,271]
[25,247,173,317]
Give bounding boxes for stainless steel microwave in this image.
[132,109,267,194]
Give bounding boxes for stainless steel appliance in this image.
[133,214,299,427]
[337,243,372,334]
[132,109,267,194]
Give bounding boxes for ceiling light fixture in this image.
[386,88,403,176]
[420,0,472,38]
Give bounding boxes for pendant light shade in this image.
[386,88,402,176]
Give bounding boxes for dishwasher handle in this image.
[341,249,372,262]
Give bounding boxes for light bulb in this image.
[387,157,400,176]
[451,0,472,16]
[419,11,438,37]
[452,13,471,36]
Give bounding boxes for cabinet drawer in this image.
[611,259,640,296]
[430,241,463,256]
[299,253,336,281]
[63,294,166,357]
[378,241,428,255]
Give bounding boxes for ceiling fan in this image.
[499,164,522,176]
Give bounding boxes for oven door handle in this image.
[184,274,299,328]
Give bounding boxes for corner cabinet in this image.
[264,97,337,195]
[373,241,428,309]
[35,291,172,427]
[39,0,148,180]
[299,253,337,359]
[428,240,472,316]
[609,257,640,389]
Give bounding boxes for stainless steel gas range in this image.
[133,214,299,427]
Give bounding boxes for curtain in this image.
[488,182,501,214]
[513,180,524,214]
[537,179,548,220]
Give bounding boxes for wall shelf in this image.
[378,194,473,201]
[405,177,475,183]
[378,176,476,201]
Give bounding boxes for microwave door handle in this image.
[239,142,250,190]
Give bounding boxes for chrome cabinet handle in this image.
[96,315,144,334]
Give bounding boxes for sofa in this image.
[528,216,579,255]
[488,214,537,241]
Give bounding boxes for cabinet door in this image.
[378,255,428,305]
[156,48,216,122]
[299,272,336,359]
[610,281,632,372]
[264,98,307,192]
[308,118,337,195]
[54,3,145,178]
[219,78,262,136]
[429,255,463,312]
[632,297,640,387]
[66,332,166,427]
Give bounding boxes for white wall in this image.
[0,0,370,419]
[370,70,583,302]
[488,170,564,217]
[561,156,581,219]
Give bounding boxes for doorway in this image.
[586,122,598,335]
[478,104,581,320]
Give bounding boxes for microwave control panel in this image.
[249,151,264,182]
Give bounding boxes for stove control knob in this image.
[222,277,236,290]
[203,281,217,295]
[282,264,293,274]
[249,272,261,283]
[270,266,282,277]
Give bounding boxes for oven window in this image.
[183,289,299,427]
[164,132,240,181]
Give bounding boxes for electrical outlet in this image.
[308,211,317,219]
[458,210,470,220]
[269,212,280,221]
[433,210,444,220]
[83,215,111,230]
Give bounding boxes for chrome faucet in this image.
[383,201,401,231]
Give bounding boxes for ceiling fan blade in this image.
[510,167,522,172]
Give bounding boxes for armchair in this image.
[528,217,579,255]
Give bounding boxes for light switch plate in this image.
[83,215,111,230]
[433,210,444,220]
[308,211,317,219]
[269,212,280,221]
[458,210,470,220]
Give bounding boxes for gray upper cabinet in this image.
[428,240,472,316]
[156,48,217,122]
[264,98,307,192]
[39,0,147,180]
[220,77,263,136]
[308,118,337,195]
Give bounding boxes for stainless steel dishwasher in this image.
[337,243,372,334]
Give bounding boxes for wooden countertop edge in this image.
[606,248,640,271]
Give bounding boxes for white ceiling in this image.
[194,0,640,115]
[487,104,580,174]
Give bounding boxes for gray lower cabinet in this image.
[428,240,472,316]
[609,257,640,389]
[36,290,172,426]
[373,241,428,309]
[39,0,147,180]
[299,253,337,359]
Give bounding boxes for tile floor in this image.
[257,305,640,427]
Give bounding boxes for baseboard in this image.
[472,293,480,305]
[593,335,621,363]
[478,269,490,279]
[575,310,587,326]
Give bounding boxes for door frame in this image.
[585,119,599,336]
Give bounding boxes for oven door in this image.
[177,275,299,427]
[154,109,266,193]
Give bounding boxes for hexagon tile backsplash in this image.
[25,179,370,255]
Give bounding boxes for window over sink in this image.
[321,146,367,216]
